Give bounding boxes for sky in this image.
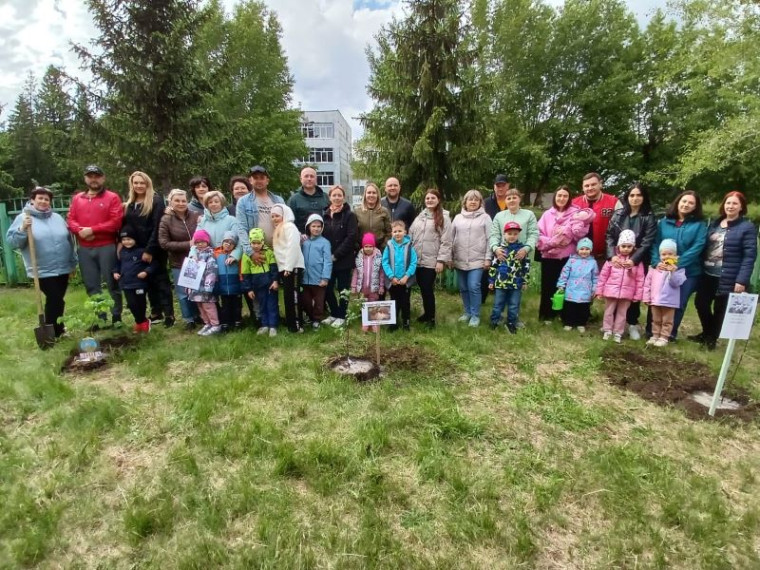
[0,0,666,143]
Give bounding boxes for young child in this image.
[241,228,279,337]
[187,229,220,336]
[557,237,599,333]
[113,226,156,333]
[596,229,645,343]
[301,214,332,329]
[382,220,417,331]
[488,221,531,333]
[352,233,385,332]
[214,231,243,332]
[643,239,686,347]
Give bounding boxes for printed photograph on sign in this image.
[719,293,758,340]
[362,301,396,326]
[177,257,205,290]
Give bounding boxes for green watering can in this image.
[551,290,565,311]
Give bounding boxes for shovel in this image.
[27,220,56,349]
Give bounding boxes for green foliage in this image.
[57,293,115,334]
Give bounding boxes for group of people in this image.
[6,166,757,348]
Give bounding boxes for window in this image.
[301,122,334,138]
[316,172,335,186]
[307,148,333,163]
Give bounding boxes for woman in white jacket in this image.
[272,204,305,333]
[409,188,453,328]
[451,190,492,327]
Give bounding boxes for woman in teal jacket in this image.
[648,190,708,340]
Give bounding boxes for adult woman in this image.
[158,189,200,330]
[6,187,77,338]
[321,185,358,327]
[354,182,391,251]
[488,187,539,265]
[122,171,174,326]
[450,189,491,327]
[271,204,305,333]
[228,176,252,218]
[196,191,251,258]
[188,176,212,215]
[693,191,757,349]
[604,183,657,339]
[409,188,452,328]
[536,185,594,323]
[649,190,708,340]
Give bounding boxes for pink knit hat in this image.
[193,229,211,244]
[361,233,376,247]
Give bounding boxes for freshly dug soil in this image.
[327,356,381,382]
[61,335,138,373]
[600,347,759,422]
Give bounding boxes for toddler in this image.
[113,226,156,333]
[596,230,645,343]
[214,231,243,332]
[301,214,333,329]
[489,222,531,333]
[643,239,686,347]
[382,221,417,331]
[352,233,385,332]
[241,228,279,336]
[187,229,221,336]
[557,238,599,333]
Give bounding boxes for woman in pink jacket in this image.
[596,230,645,343]
[536,186,594,323]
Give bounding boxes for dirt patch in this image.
[366,345,440,374]
[600,347,760,422]
[61,335,139,374]
[327,356,381,382]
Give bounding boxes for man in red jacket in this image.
[67,165,124,324]
[571,172,621,268]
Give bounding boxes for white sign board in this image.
[177,257,206,290]
[719,293,758,340]
[361,300,396,326]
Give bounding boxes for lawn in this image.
[1,281,759,569]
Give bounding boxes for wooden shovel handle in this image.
[27,220,45,317]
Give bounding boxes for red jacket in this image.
[67,189,124,248]
[571,193,619,258]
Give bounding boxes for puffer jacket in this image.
[352,249,384,294]
[596,253,645,301]
[651,217,708,278]
[706,217,758,294]
[643,267,686,308]
[322,203,359,271]
[537,206,595,260]
[451,206,492,270]
[302,235,333,285]
[197,207,251,259]
[382,236,418,281]
[158,208,199,269]
[7,204,77,278]
[213,248,242,295]
[355,204,392,251]
[409,209,453,269]
[605,210,657,265]
[114,245,156,289]
[272,205,305,273]
[557,255,599,303]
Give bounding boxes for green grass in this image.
[0,283,759,568]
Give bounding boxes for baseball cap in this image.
[494,174,509,184]
[248,165,269,176]
[503,221,522,232]
[84,165,104,176]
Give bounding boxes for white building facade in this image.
[297,110,353,192]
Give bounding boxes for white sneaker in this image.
[322,316,336,326]
[468,317,480,327]
[458,314,470,323]
[646,336,658,346]
[203,325,222,336]
[628,324,641,341]
[602,331,612,341]
[269,327,277,337]
[577,326,586,334]
[197,324,211,335]
[256,327,269,335]
[654,338,668,347]
[563,326,572,331]
[331,318,345,328]
[312,321,320,330]
[613,334,622,344]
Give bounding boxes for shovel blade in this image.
[34,323,56,350]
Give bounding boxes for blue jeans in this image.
[172,267,199,323]
[491,288,522,327]
[458,268,484,318]
[646,274,699,340]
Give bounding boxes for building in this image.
[297,110,353,193]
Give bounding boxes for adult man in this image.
[67,165,123,324]
[288,166,328,233]
[380,176,416,231]
[236,165,284,246]
[484,173,510,219]
[571,172,621,267]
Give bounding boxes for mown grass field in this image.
[1,280,759,569]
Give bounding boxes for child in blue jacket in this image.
[113,226,157,333]
[241,228,279,336]
[382,220,418,331]
[488,222,531,333]
[214,231,243,332]
[301,214,333,329]
[557,238,599,333]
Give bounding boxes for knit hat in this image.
[659,239,678,254]
[119,226,137,241]
[617,229,636,246]
[503,221,522,232]
[222,231,238,245]
[249,228,265,243]
[577,237,593,251]
[361,233,376,247]
[306,213,323,229]
[193,229,211,244]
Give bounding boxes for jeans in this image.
[172,267,199,323]
[491,288,522,327]
[457,268,483,318]
[253,286,279,328]
[646,274,699,340]
[78,244,122,317]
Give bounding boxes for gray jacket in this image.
[409,210,453,269]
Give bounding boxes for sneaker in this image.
[416,314,430,323]
[613,334,622,344]
[164,316,175,328]
[322,316,336,326]
[204,325,222,335]
[543,320,552,326]
[257,327,269,335]
[628,324,641,340]
[312,321,321,330]
[646,337,658,346]
[149,314,163,325]
[602,331,612,341]
[132,323,141,334]
[705,337,717,351]
[331,318,345,328]
[468,317,480,327]
[458,314,470,323]
[197,324,211,336]
[577,326,586,334]
[516,321,526,329]
[563,326,572,331]
[686,332,705,344]
[654,338,669,347]
[269,327,277,337]
[507,325,517,334]
[184,321,196,331]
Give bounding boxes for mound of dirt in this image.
[327,356,381,382]
[600,347,759,422]
[61,335,139,374]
